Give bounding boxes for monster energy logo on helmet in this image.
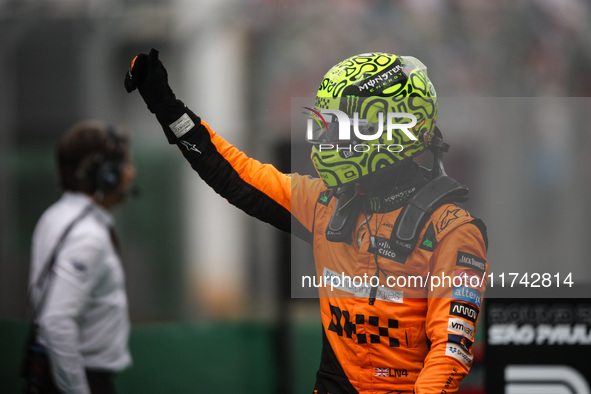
[308,53,438,188]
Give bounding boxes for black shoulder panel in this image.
[469,218,488,251]
[389,175,469,256]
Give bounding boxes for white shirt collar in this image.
[62,192,114,227]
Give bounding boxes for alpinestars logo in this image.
[180,140,202,154]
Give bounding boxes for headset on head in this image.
[73,124,125,195]
[93,125,125,193]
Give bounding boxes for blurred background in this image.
[1,0,591,393]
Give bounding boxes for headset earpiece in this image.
[94,159,122,192]
[93,125,124,193]
[74,124,124,194]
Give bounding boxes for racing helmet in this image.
[307,53,438,188]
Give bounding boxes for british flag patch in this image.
[375,367,389,377]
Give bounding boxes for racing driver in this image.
[125,49,489,394]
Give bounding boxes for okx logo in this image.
[303,107,418,152]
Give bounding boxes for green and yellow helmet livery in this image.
[308,53,437,188]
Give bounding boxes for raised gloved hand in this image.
[124,48,175,113]
[125,49,202,144]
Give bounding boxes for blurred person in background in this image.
[24,121,136,394]
[125,49,488,393]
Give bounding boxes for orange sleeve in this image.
[176,118,321,238]
[290,172,327,233]
[414,219,488,393]
[205,122,292,212]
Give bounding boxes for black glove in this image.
[125,49,203,144]
[124,48,175,113]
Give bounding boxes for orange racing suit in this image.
[165,109,488,393]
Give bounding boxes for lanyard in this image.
[28,204,94,322]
